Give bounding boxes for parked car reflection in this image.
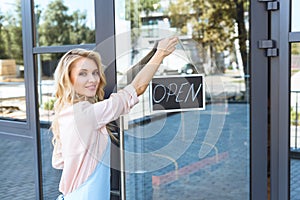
[180,63,198,74]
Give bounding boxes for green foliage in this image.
[291,107,300,126]
[37,0,95,61]
[69,10,95,44]
[0,0,23,64]
[0,0,95,63]
[169,0,191,33]
[169,0,238,53]
[0,14,7,58]
[43,98,56,110]
[291,43,300,55]
[39,0,72,47]
[125,0,141,29]
[139,0,161,16]
[168,0,249,91]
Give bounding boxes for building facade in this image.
[0,0,299,199]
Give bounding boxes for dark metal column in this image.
[94,1,120,199]
[250,0,269,199]
[21,0,43,199]
[270,0,290,199]
[94,0,116,97]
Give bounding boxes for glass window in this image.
[0,1,26,121]
[0,138,36,199]
[41,127,62,199]
[34,0,95,46]
[115,0,250,199]
[35,53,63,123]
[291,0,300,32]
[290,43,300,151]
[36,53,63,198]
[290,43,300,199]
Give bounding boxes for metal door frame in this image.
[251,0,294,199]
[269,0,290,199]
[250,0,269,199]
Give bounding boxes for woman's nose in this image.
[88,74,97,82]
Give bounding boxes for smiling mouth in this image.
[86,85,97,90]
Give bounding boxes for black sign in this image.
[150,75,205,112]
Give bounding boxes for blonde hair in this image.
[51,48,108,147]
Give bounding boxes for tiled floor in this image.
[0,103,299,199]
[125,103,249,199]
[291,159,300,200]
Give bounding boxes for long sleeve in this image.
[52,142,64,169]
[93,84,139,128]
[72,84,138,130]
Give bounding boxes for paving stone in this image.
[0,104,299,199]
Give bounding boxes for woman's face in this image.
[70,57,100,97]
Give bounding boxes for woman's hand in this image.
[156,37,179,58]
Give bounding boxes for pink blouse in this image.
[52,85,139,195]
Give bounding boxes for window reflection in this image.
[290,43,300,200]
[0,1,26,121]
[115,0,250,199]
[36,53,63,123]
[41,127,62,198]
[0,138,36,199]
[291,0,300,32]
[34,0,95,46]
[116,0,249,121]
[290,43,300,150]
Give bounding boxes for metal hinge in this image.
[258,40,279,57]
[258,0,279,11]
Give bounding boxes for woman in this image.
[52,37,178,199]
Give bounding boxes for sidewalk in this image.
[0,98,300,199]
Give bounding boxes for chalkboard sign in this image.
[150,74,205,112]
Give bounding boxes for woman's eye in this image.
[79,72,87,76]
[93,71,100,76]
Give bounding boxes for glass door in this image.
[115,0,250,199]
[290,0,300,198]
[0,1,41,198]
[290,42,300,199]
[268,0,300,199]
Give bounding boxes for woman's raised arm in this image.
[131,37,178,96]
